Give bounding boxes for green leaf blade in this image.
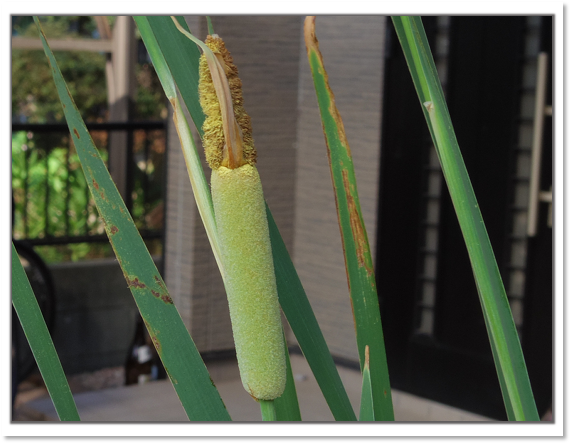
[146,16,205,137]
[391,15,539,421]
[12,243,80,421]
[134,18,223,273]
[267,206,357,421]
[34,16,230,421]
[133,16,176,100]
[274,332,302,421]
[304,17,394,421]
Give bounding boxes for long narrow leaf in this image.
[146,16,356,421]
[146,16,205,137]
[303,16,394,421]
[274,331,302,421]
[132,16,176,99]
[11,243,80,421]
[134,16,223,274]
[391,15,539,421]
[34,16,231,421]
[267,207,356,421]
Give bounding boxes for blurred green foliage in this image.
[12,16,108,123]
[11,130,113,262]
[12,16,167,262]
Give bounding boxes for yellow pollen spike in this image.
[199,35,256,170]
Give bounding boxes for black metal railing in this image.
[11,121,167,249]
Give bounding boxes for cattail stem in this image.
[259,399,277,421]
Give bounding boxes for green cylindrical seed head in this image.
[196,32,286,401]
[211,164,286,400]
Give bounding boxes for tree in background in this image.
[12,16,167,123]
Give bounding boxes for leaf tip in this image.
[304,16,318,52]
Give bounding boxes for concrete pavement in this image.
[18,353,491,422]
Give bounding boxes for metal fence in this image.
[11,121,167,249]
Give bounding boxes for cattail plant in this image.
[12,15,540,423]
[198,34,286,404]
[168,17,287,418]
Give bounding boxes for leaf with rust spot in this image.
[151,336,161,354]
[126,277,146,289]
[304,16,394,420]
[151,288,173,304]
[161,294,173,304]
[342,171,372,276]
[154,275,167,290]
[37,16,231,420]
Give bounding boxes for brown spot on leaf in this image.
[151,336,161,354]
[126,277,146,288]
[73,128,80,139]
[342,170,373,276]
[304,16,352,158]
[109,225,119,235]
[161,294,173,304]
[92,180,106,201]
[154,275,166,290]
[151,289,173,304]
[349,298,357,336]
